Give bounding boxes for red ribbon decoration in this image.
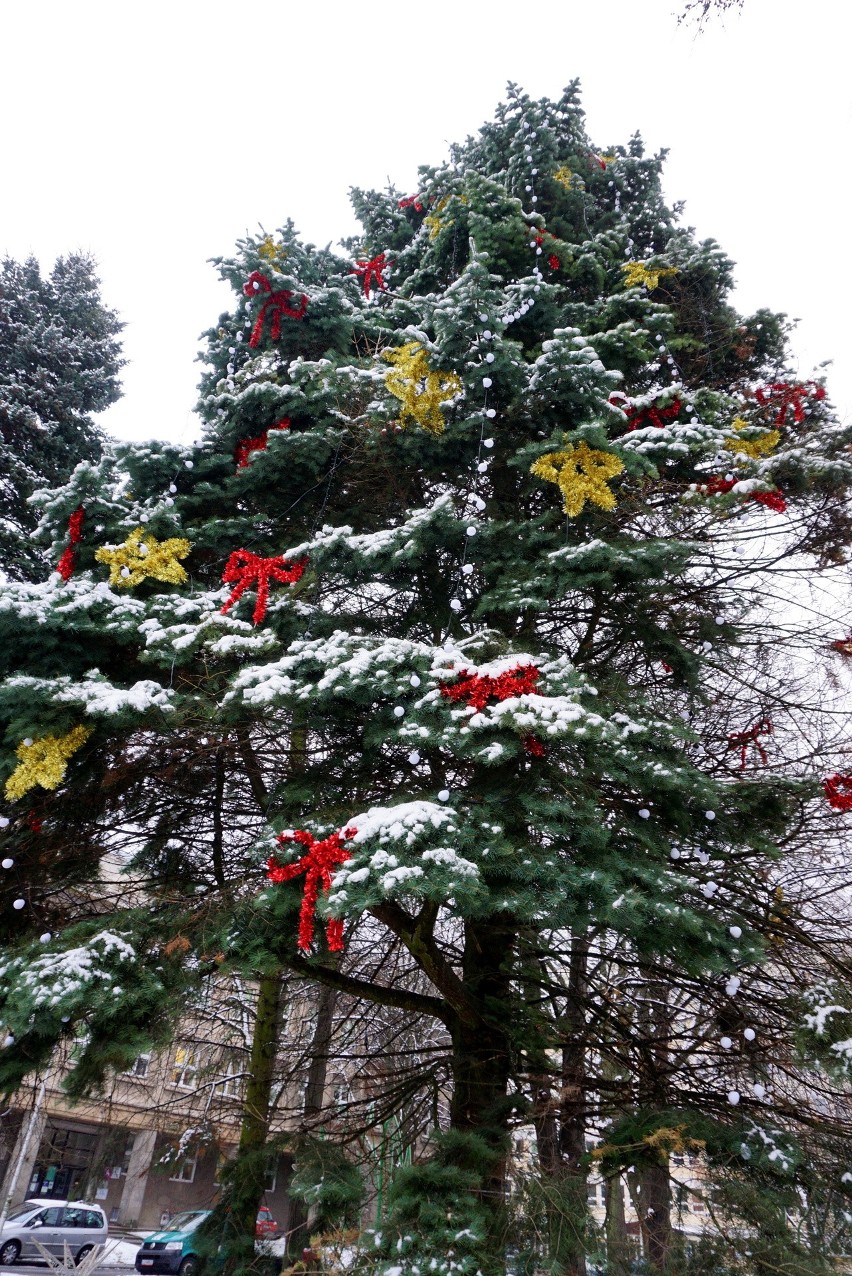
[352,252,390,298]
[523,734,546,757]
[616,396,683,432]
[267,827,356,951]
[57,505,85,582]
[441,663,541,712]
[830,637,852,657]
[220,550,307,625]
[398,195,424,212]
[548,254,560,271]
[702,477,786,513]
[234,419,290,470]
[243,272,308,347]
[751,491,787,514]
[727,717,772,769]
[824,774,852,811]
[755,381,825,425]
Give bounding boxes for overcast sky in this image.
[2,0,849,445]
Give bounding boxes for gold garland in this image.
[553,165,574,191]
[383,343,463,435]
[5,725,92,801]
[423,194,468,241]
[622,261,678,291]
[96,527,191,588]
[530,442,624,517]
[724,417,780,460]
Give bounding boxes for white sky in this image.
[1,0,849,444]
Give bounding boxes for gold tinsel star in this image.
[553,165,574,191]
[622,261,679,291]
[724,417,780,460]
[423,194,467,241]
[5,725,92,801]
[257,235,288,265]
[530,442,624,517]
[95,527,191,588]
[383,343,463,435]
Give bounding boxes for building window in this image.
[170,1047,198,1089]
[220,1058,243,1098]
[264,1155,277,1193]
[332,1081,353,1107]
[126,1054,151,1079]
[169,1155,198,1184]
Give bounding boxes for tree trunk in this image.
[636,972,673,1272]
[604,1173,631,1276]
[448,919,514,1254]
[637,1161,672,1271]
[550,933,589,1276]
[215,970,283,1276]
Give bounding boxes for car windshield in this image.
[5,1204,37,1221]
[163,1212,207,1234]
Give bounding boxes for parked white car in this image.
[0,1199,108,1266]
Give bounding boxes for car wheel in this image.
[179,1258,198,1276]
[75,1245,94,1266]
[0,1239,21,1265]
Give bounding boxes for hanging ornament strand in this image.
[267,827,356,951]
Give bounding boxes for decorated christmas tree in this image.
[0,253,124,580]
[3,84,852,1275]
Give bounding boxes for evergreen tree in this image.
[1,84,852,1275]
[0,253,124,580]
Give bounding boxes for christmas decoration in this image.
[242,271,308,346]
[5,725,92,802]
[441,663,541,712]
[725,417,780,459]
[622,261,678,291]
[352,252,390,298]
[751,490,787,514]
[548,253,560,271]
[56,505,85,581]
[830,637,852,657]
[727,717,772,768]
[423,194,467,241]
[530,442,624,517]
[256,235,288,266]
[267,827,355,951]
[824,774,852,811]
[617,395,682,431]
[553,165,574,190]
[383,342,462,434]
[220,550,307,625]
[398,194,424,212]
[95,527,191,588]
[755,380,826,425]
[234,419,290,469]
[523,734,546,757]
[702,476,737,496]
[26,811,42,834]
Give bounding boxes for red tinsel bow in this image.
[755,381,825,425]
[267,827,356,952]
[824,774,852,811]
[243,272,308,347]
[750,490,787,514]
[234,419,290,470]
[702,477,786,513]
[352,252,390,298]
[57,505,85,581]
[398,195,424,212]
[548,254,560,271]
[727,717,772,769]
[26,811,43,834]
[618,396,682,432]
[523,734,546,757]
[441,662,541,712]
[220,550,307,625]
[830,637,852,657]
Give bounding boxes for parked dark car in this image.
[134,1207,279,1275]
